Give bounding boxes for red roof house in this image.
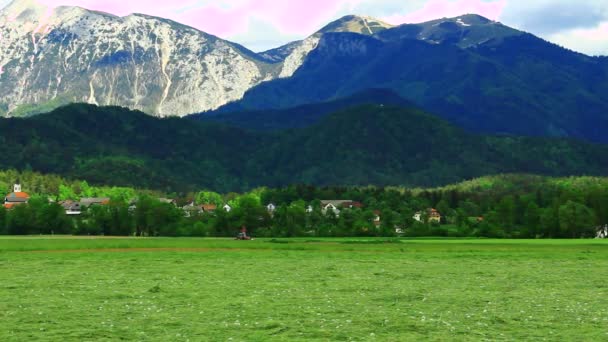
[4,182,30,208]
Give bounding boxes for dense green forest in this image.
[1,173,606,238]
[1,103,608,192]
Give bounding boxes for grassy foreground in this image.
[0,237,607,341]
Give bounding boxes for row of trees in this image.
[1,176,606,238]
[0,195,395,237]
[0,171,606,238]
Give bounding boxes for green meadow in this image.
[1,237,607,341]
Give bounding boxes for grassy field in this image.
[1,237,607,341]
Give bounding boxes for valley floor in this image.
[1,238,607,341]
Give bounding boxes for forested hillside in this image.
[196,89,413,131]
[1,104,608,192]
[219,26,608,143]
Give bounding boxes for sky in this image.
[2,0,607,55]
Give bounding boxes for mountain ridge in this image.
[214,21,608,143]
[194,89,414,130]
[317,15,394,35]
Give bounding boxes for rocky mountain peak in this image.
[317,15,393,35]
[0,1,278,117]
[259,14,392,67]
[1,0,49,27]
[2,0,46,14]
[375,13,522,48]
[451,14,493,25]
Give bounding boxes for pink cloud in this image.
[177,0,346,38]
[36,0,197,17]
[383,0,507,24]
[30,0,351,37]
[11,0,509,47]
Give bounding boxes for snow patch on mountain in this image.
[456,18,471,27]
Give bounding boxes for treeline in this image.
[258,176,608,238]
[0,170,164,201]
[1,175,606,238]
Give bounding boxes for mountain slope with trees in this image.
[215,15,608,143]
[1,103,608,192]
[195,89,413,130]
[3,1,607,144]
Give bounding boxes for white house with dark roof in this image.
[59,200,82,215]
[320,200,352,215]
[182,202,204,217]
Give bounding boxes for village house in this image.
[59,200,82,215]
[181,203,219,217]
[348,201,364,209]
[320,200,363,215]
[128,200,137,213]
[413,208,442,223]
[79,197,110,208]
[267,203,276,213]
[413,212,422,222]
[158,198,177,206]
[373,210,382,227]
[4,181,30,210]
[372,210,404,234]
[182,202,203,217]
[321,200,346,215]
[201,204,217,213]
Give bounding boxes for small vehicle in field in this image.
[235,226,252,240]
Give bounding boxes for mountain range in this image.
[1,1,607,144]
[217,14,608,143]
[1,103,607,192]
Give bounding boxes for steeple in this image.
[13,180,21,193]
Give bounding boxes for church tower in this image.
[4,179,29,207]
[13,180,21,193]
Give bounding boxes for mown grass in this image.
[0,237,607,341]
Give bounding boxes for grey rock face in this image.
[0,0,281,117]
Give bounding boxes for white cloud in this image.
[228,17,304,52]
[500,0,608,34]
[546,22,608,56]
